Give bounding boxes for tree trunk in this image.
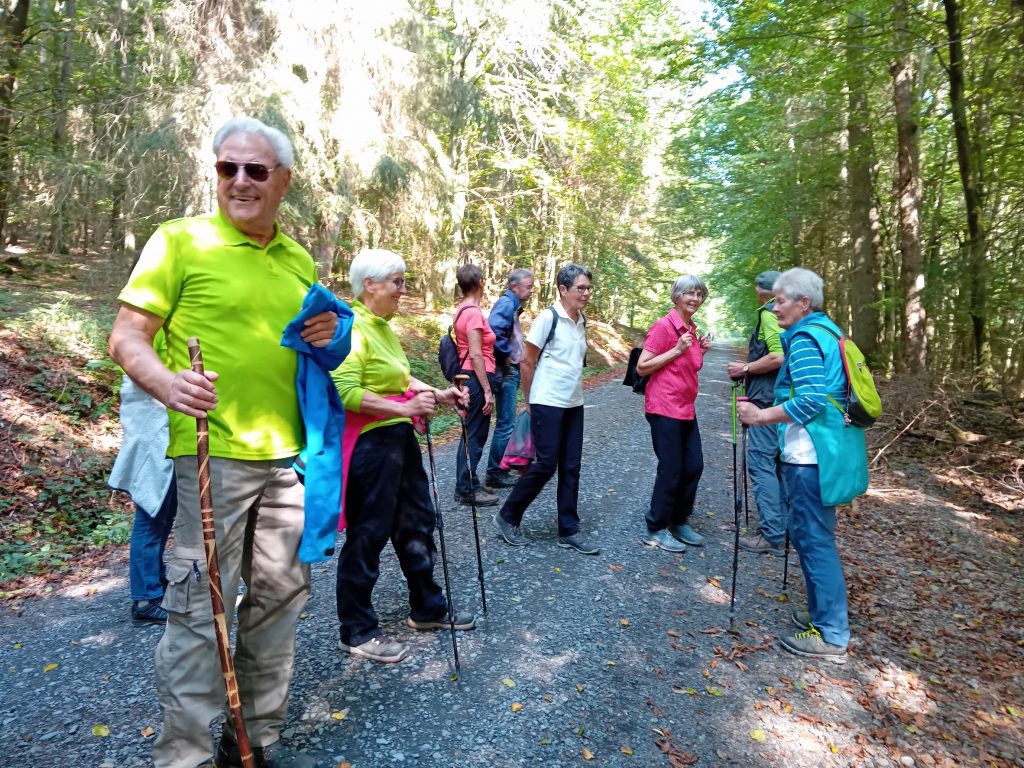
[892,0,927,374]
[943,0,990,373]
[50,0,74,255]
[846,11,880,362]
[0,0,31,247]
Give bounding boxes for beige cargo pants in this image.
[152,456,311,768]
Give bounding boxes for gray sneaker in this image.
[791,610,812,630]
[557,532,600,555]
[739,532,786,557]
[407,610,476,631]
[339,635,410,663]
[494,513,529,546]
[642,528,686,553]
[779,627,847,664]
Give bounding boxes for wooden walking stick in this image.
[188,337,255,768]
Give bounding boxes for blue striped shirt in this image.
[777,334,828,424]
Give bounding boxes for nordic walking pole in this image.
[453,373,488,615]
[728,381,742,635]
[187,338,255,768]
[422,412,461,677]
[740,398,750,528]
[782,527,791,602]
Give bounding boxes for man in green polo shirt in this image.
[727,270,787,557]
[109,116,335,768]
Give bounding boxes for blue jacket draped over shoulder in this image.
[281,283,354,563]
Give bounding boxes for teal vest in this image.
[778,316,869,507]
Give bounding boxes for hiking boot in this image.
[669,524,704,547]
[338,635,409,664]
[557,532,600,555]
[131,599,168,625]
[215,732,321,767]
[642,528,686,553]
[494,513,529,546]
[454,489,499,507]
[779,627,847,664]
[739,533,786,557]
[791,610,812,630]
[406,610,477,631]
[483,471,517,490]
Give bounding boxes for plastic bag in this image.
[500,410,534,472]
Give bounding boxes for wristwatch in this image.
[742,364,749,374]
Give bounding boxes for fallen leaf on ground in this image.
[750,729,766,742]
[140,726,155,738]
[43,662,58,672]
[576,683,585,693]
[621,745,634,755]
[620,618,630,626]
[501,677,516,687]
[91,725,110,737]
[511,702,523,713]
[582,747,594,760]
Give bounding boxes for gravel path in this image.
[1,347,890,768]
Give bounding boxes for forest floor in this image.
[0,248,1022,767]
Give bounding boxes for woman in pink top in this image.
[453,264,499,506]
[636,275,713,553]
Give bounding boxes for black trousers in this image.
[498,404,584,537]
[455,370,497,496]
[336,423,447,646]
[645,413,703,533]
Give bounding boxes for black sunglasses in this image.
[214,161,280,182]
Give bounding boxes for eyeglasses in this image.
[389,277,406,289]
[682,290,705,299]
[573,285,593,294]
[214,161,281,182]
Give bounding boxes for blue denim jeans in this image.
[782,463,850,647]
[486,364,521,478]
[746,423,787,544]
[128,480,177,602]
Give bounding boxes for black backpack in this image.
[537,306,587,366]
[438,305,473,381]
[622,322,685,395]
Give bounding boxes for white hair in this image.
[670,274,708,302]
[349,249,407,299]
[212,116,295,168]
[774,267,824,310]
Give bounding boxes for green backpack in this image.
[808,323,882,428]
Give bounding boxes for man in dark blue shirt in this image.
[484,268,535,490]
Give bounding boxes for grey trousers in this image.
[152,456,310,768]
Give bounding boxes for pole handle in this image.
[454,374,470,389]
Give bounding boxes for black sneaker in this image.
[454,489,499,506]
[483,471,517,490]
[131,600,167,625]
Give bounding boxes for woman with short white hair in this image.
[737,267,867,664]
[330,249,474,664]
[635,275,713,553]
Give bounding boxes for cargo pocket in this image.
[163,558,197,615]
